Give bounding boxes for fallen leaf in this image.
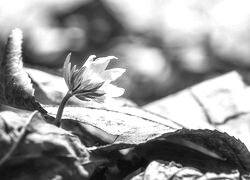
[0,105,90,179]
[45,105,182,147]
[131,129,250,173]
[128,161,241,180]
[144,72,250,150]
[45,104,250,173]
[25,67,68,105]
[0,29,46,114]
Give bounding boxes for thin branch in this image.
[0,111,38,167]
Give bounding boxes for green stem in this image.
[55,91,72,126]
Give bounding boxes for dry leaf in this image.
[45,104,250,173]
[0,29,46,114]
[131,129,250,173]
[129,161,241,180]
[25,67,68,105]
[45,105,182,148]
[0,105,90,180]
[144,72,250,150]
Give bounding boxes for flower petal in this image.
[75,91,105,101]
[75,95,90,101]
[84,82,104,92]
[92,95,106,103]
[72,66,86,91]
[101,68,126,82]
[63,53,72,88]
[74,81,104,94]
[83,55,96,69]
[100,84,125,97]
[69,65,77,90]
[77,55,97,82]
[90,56,118,74]
[78,79,91,91]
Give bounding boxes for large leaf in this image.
[45,105,182,147]
[44,105,250,173]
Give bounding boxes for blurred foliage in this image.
[1,0,250,105]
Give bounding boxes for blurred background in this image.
[1,0,250,105]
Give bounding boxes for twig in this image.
[0,111,38,167]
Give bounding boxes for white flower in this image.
[63,53,126,102]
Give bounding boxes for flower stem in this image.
[55,91,72,126]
